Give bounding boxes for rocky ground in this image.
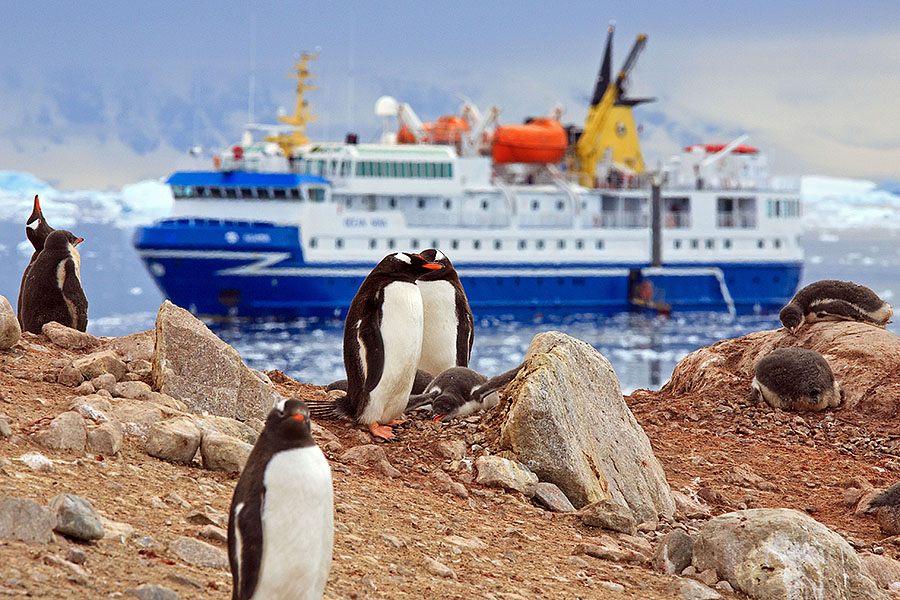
[1,321,900,599]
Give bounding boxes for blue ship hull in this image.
[134,219,802,319]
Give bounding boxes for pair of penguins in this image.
[227,249,524,599]
[322,249,522,439]
[17,195,88,334]
[751,279,892,411]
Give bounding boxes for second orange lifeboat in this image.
[491,118,567,164]
[398,115,470,144]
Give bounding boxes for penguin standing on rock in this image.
[750,347,842,411]
[407,362,525,421]
[337,252,444,439]
[19,229,88,334]
[415,249,474,376]
[17,195,55,327]
[228,399,333,600]
[779,280,893,335]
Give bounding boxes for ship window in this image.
[774,239,782,249]
[331,160,338,175]
[576,239,584,250]
[558,240,565,249]
[596,239,604,250]
[473,240,481,250]
[664,196,690,228]
[690,239,699,249]
[444,199,452,210]
[518,240,526,250]
[411,239,419,249]
[417,198,425,209]
[673,239,681,249]
[705,239,714,249]
[481,200,489,210]
[431,240,438,248]
[225,188,237,198]
[536,240,545,249]
[335,238,344,249]
[757,239,765,248]
[425,163,435,178]
[724,239,732,249]
[494,240,502,250]
[388,239,396,249]
[389,198,397,208]
[369,239,377,249]
[447,163,453,178]
[451,239,459,250]
[531,200,539,211]
[400,162,408,177]
[356,162,364,176]
[310,238,318,248]
[309,188,326,203]
[556,200,565,211]
[273,188,286,199]
[340,161,350,176]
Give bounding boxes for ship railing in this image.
[642,266,736,318]
[545,164,582,218]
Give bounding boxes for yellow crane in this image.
[574,25,652,188]
[265,52,320,156]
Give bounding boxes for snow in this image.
[0,170,896,231]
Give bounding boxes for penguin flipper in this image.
[472,361,525,402]
[61,259,88,331]
[357,313,385,394]
[406,389,440,412]
[229,486,265,600]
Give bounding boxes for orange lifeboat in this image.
[491,118,567,164]
[685,143,758,154]
[398,115,470,144]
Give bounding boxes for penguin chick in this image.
[228,399,333,600]
[864,482,900,535]
[19,229,87,334]
[750,347,842,411]
[17,194,55,327]
[779,280,893,335]
[407,362,525,421]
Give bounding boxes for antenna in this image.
[248,11,257,124]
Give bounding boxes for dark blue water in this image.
[2,221,896,394]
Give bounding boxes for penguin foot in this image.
[387,417,407,426]
[368,423,396,440]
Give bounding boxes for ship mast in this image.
[265,51,320,156]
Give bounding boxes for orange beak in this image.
[432,414,445,422]
[423,263,442,270]
[292,414,305,422]
[74,238,84,246]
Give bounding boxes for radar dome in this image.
[375,96,399,117]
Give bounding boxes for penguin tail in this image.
[307,393,355,421]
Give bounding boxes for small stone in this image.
[128,583,179,600]
[72,350,127,381]
[0,496,56,543]
[58,364,85,387]
[91,373,117,393]
[340,444,386,465]
[200,432,252,472]
[19,452,54,472]
[0,296,21,349]
[697,568,718,586]
[34,411,87,452]
[580,499,636,534]
[73,381,96,396]
[114,381,153,400]
[424,556,456,579]
[49,494,104,541]
[66,547,87,565]
[474,455,538,496]
[41,322,97,350]
[598,581,626,592]
[668,577,722,600]
[199,525,227,543]
[0,417,10,439]
[377,459,402,478]
[652,528,695,575]
[146,418,201,464]
[449,482,469,498]
[533,482,576,513]
[567,555,591,568]
[88,422,124,455]
[715,581,734,593]
[434,439,466,460]
[168,537,229,570]
[323,440,343,453]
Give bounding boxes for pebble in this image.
[66,547,88,565]
[424,557,456,579]
[128,583,180,600]
[598,581,626,592]
[533,482,576,513]
[168,537,229,570]
[199,525,228,543]
[49,493,105,541]
[0,417,12,438]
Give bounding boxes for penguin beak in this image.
[423,263,443,270]
[432,414,445,422]
[74,238,84,246]
[292,414,306,422]
[789,326,798,336]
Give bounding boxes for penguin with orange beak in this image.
[19,229,88,333]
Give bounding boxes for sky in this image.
[1,1,899,190]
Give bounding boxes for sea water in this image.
[2,219,896,394]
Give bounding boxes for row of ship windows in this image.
[296,159,454,179]
[306,237,787,251]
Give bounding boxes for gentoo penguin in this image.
[415,249,474,376]
[750,347,842,411]
[19,229,88,334]
[326,369,434,395]
[779,280,893,335]
[337,252,444,439]
[17,195,55,327]
[407,362,525,421]
[227,399,333,600]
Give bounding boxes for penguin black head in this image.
[417,248,455,282]
[26,194,54,252]
[375,252,443,279]
[779,303,803,335]
[43,229,84,254]
[265,399,314,445]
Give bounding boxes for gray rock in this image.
[41,321,97,350]
[0,496,56,543]
[57,363,85,387]
[151,301,280,420]
[0,295,21,349]
[669,577,722,600]
[653,528,695,575]
[66,547,87,565]
[475,455,538,496]
[146,417,201,463]
[424,556,456,579]
[200,432,252,472]
[534,482,576,512]
[168,536,229,570]
[341,444,387,465]
[199,525,228,543]
[107,330,155,363]
[114,401,164,429]
[113,381,153,400]
[580,498,636,534]
[129,583,179,600]
[68,394,114,422]
[72,350,127,381]
[434,439,466,460]
[91,373,118,393]
[693,508,886,600]
[100,516,136,542]
[193,415,260,445]
[497,331,674,521]
[860,553,900,589]
[672,490,712,519]
[49,494,104,541]
[0,417,10,438]
[34,411,87,452]
[88,421,124,455]
[73,381,96,396]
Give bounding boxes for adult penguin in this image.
[779,279,893,335]
[336,252,443,439]
[416,248,474,376]
[406,362,525,421]
[17,195,55,327]
[19,229,87,334]
[228,399,333,600]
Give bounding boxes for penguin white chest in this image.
[417,280,459,375]
[254,446,334,600]
[361,281,424,424]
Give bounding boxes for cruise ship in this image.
[134,28,803,319]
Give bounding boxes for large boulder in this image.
[151,301,281,421]
[693,508,886,600]
[490,331,673,521]
[668,322,900,416]
[0,295,21,350]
